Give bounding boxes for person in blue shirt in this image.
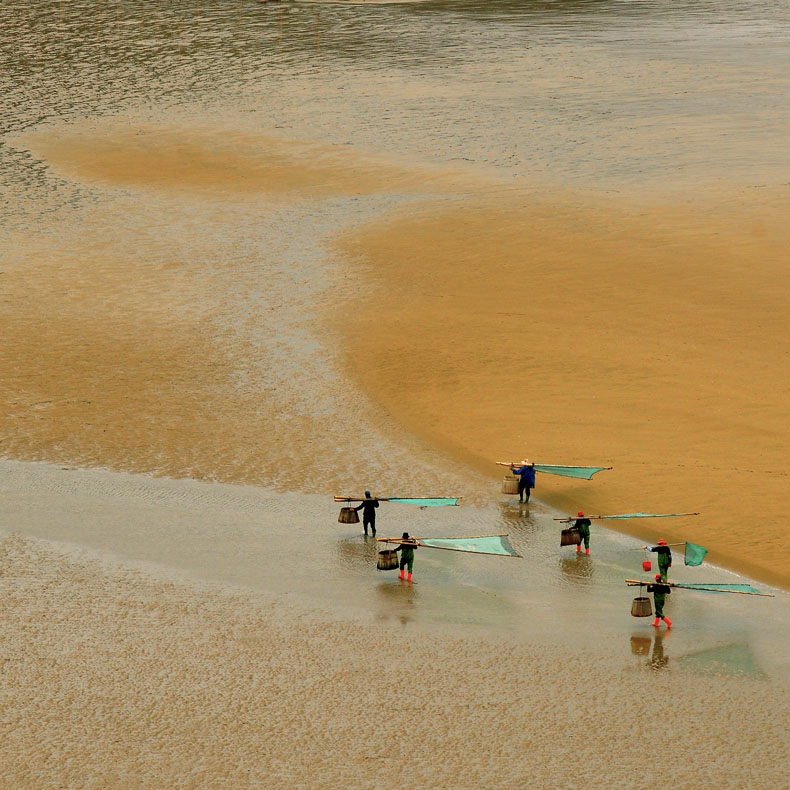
[510,459,536,503]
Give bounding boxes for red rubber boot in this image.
[407,573,413,582]
[664,618,672,629]
[652,618,660,627]
[585,548,590,555]
[575,545,581,553]
[398,570,405,580]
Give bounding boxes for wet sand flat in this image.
[334,187,790,588]
[1,123,461,496]
[3,1,790,786]
[4,120,789,589]
[2,525,788,790]
[0,457,786,785]
[0,210,254,483]
[19,123,437,199]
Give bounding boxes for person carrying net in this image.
[574,511,592,555]
[646,575,672,628]
[354,490,379,536]
[394,532,418,582]
[644,538,672,580]
[510,459,536,503]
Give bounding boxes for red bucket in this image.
[642,560,652,572]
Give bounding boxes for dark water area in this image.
[3,0,789,210]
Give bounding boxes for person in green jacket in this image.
[574,511,592,555]
[394,532,418,582]
[643,539,672,580]
[646,575,672,628]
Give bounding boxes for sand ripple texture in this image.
[0,125,470,502]
[1,532,787,790]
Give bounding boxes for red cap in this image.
[577,511,584,517]
[655,574,662,581]
[658,538,667,545]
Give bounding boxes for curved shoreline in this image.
[7,119,788,590]
[331,186,790,590]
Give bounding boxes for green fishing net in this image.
[684,542,708,567]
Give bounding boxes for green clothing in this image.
[650,546,672,580]
[398,544,416,562]
[647,583,671,618]
[395,541,417,573]
[575,519,591,550]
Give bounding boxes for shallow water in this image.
[2,460,787,686]
[1,0,787,548]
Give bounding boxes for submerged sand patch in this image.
[1,121,462,497]
[333,186,790,587]
[18,121,444,199]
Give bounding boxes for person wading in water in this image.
[394,532,418,582]
[574,511,592,555]
[647,574,672,628]
[354,490,379,537]
[644,539,672,580]
[510,459,536,503]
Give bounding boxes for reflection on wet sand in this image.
[498,502,539,534]
[630,633,669,670]
[558,554,595,585]
[630,635,769,677]
[630,635,652,656]
[375,576,421,626]
[650,633,670,672]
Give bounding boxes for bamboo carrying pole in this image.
[334,495,460,503]
[624,579,774,597]
[630,543,688,549]
[555,513,699,521]
[377,533,510,543]
[497,461,613,470]
[376,535,522,558]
